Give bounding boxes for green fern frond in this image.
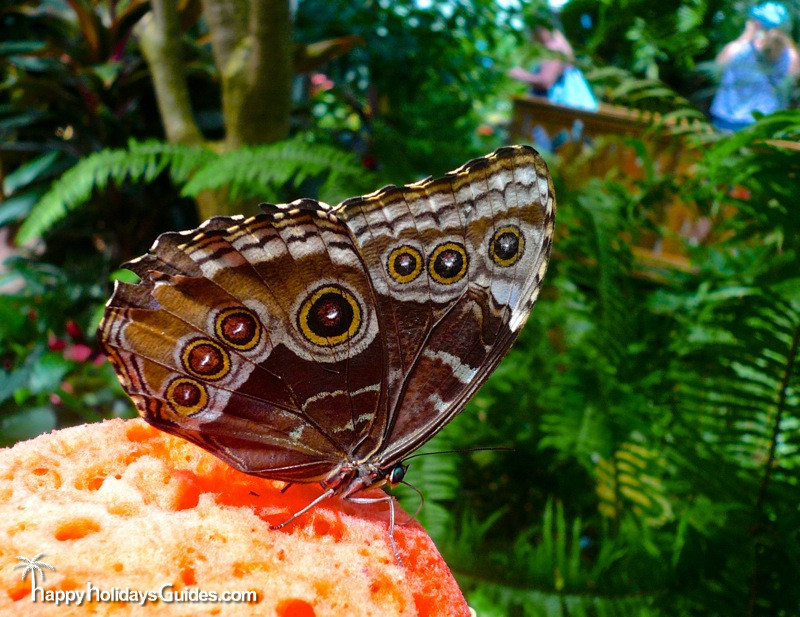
[566,181,636,365]
[586,66,705,124]
[16,137,367,243]
[181,137,365,204]
[16,140,214,243]
[596,441,673,527]
[672,290,800,492]
[688,111,800,254]
[539,382,611,461]
[125,139,216,184]
[662,286,800,608]
[457,501,662,616]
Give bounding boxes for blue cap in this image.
[750,2,788,29]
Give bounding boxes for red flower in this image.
[66,320,83,339]
[310,73,334,96]
[48,335,67,352]
[64,344,93,363]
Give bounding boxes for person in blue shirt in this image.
[508,17,597,112]
[710,2,800,131]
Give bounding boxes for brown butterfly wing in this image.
[335,145,555,465]
[100,202,389,482]
[100,146,554,485]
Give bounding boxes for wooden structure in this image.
[510,95,682,141]
[509,94,707,271]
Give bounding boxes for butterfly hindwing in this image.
[335,145,555,463]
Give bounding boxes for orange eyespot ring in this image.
[215,307,261,351]
[489,225,525,267]
[428,242,468,285]
[298,285,362,347]
[387,245,423,284]
[166,377,208,417]
[181,339,230,381]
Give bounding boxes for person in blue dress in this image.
[710,2,800,131]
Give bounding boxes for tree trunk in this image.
[137,0,295,218]
[236,0,293,146]
[205,0,294,150]
[135,0,204,146]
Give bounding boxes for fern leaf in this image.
[16,141,213,243]
[16,137,367,242]
[596,441,674,527]
[673,291,800,490]
[666,288,800,609]
[180,137,365,203]
[455,501,662,616]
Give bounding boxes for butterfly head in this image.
[322,458,409,498]
[387,463,408,487]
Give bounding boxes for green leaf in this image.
[91,62,122,88]
[0,41,47,55]
[2,151,61,196]
[28,352,72,394]
[0,296,27,340]
[0,110,48,133]
[0,407,57,445]
[110,268,141,284]
[0,187,46,226]
[0,367,32,405]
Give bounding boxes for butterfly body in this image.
[99,145,555,548]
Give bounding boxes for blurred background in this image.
[2,0,800,614]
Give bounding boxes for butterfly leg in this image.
[270,487,336,530]
[347,493,403,567]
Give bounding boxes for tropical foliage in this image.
[2,1,800,615]
[390,111,800,615]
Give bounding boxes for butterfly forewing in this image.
[100,206,388,482]
[99,145,554,489]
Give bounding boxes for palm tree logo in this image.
[14,554,56,591]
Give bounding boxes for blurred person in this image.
[710,2,800,131]
[508,15,597,112]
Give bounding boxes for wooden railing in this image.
[510,94,707,272]
[510,95,684,141]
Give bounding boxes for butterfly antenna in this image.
[396,480,425,525]
[403,445,514,461]
[270,487,336,530]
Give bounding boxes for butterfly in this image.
[98,145,555,563]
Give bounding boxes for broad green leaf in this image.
[0,407,57,445]
[0,41,47,55]
[0,187,46,226]
[0,296,27,340]
[2,151,61,196]
[28,352,72,394]
[0,367,32,405]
